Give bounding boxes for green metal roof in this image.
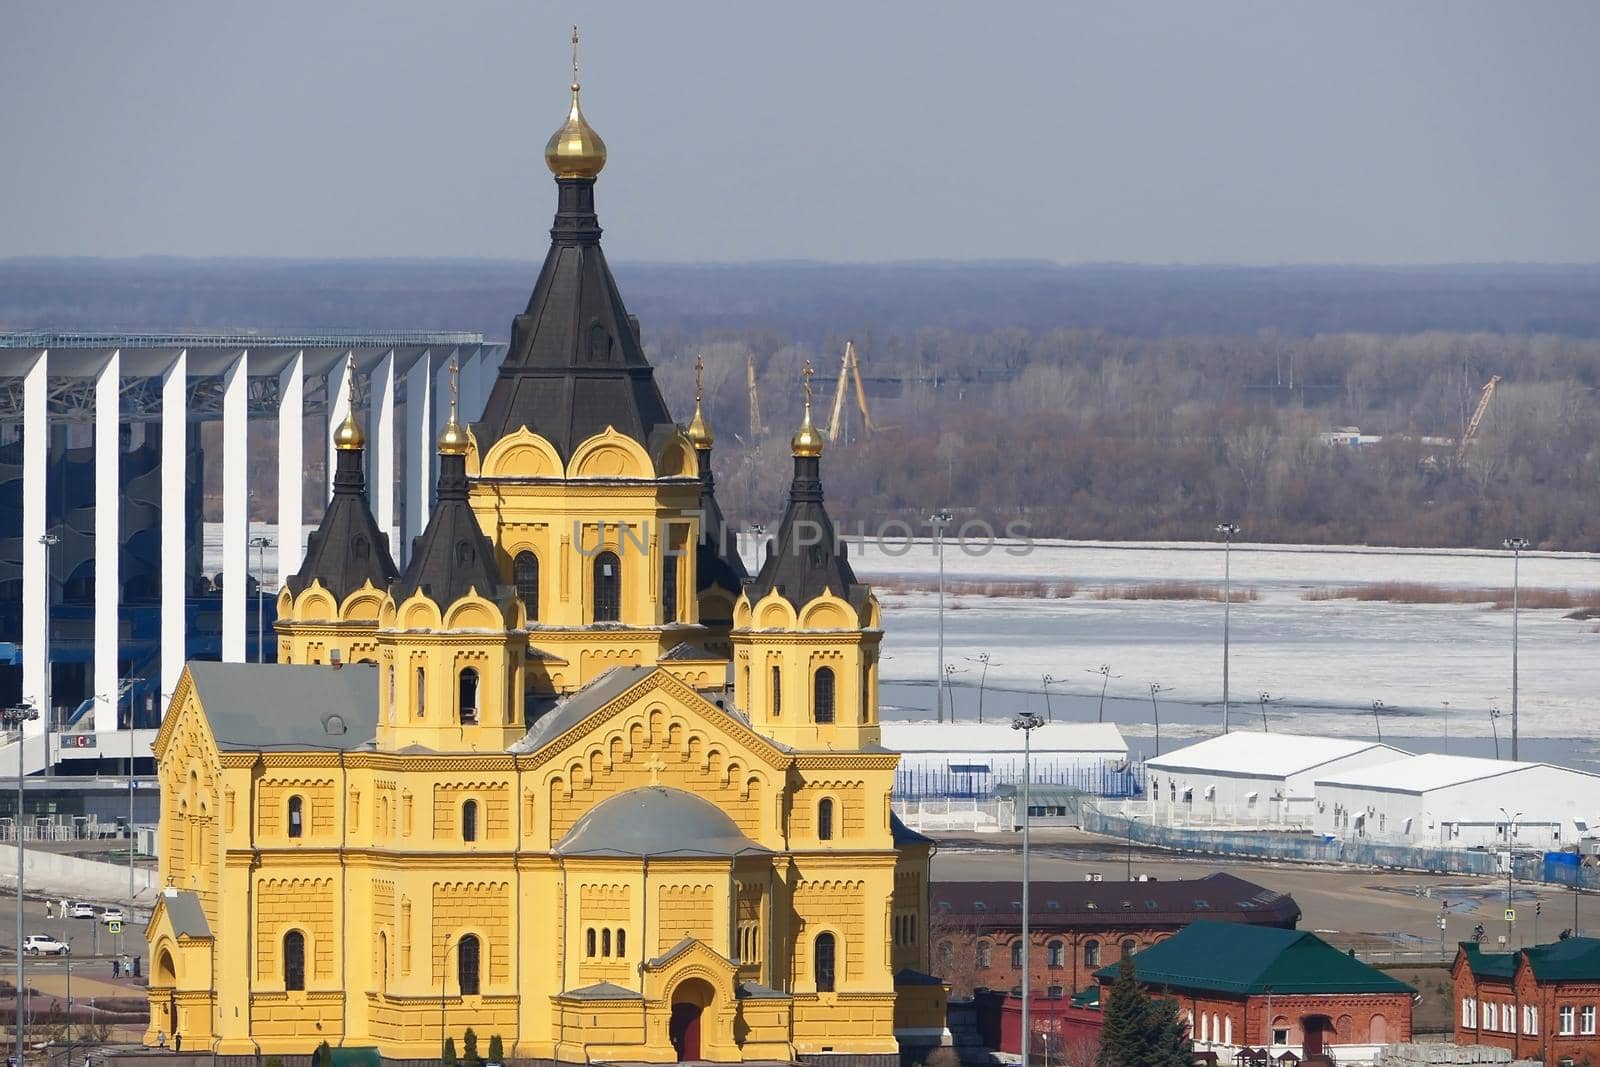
[1463,937,1600,982]
[1093,920,1414,996]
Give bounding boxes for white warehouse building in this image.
[883,721,1130,794]
[1143,732,1411,827]
[1312,753,1600,849]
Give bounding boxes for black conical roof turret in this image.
[393,372,507,608]
[286,363,399,601]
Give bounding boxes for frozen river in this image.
[847,538,1600,768]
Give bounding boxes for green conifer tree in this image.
[463,1027,482,1067]
[1095,955,1151,1067]
[486,1035,505,1065]
[443,1035,458,1067]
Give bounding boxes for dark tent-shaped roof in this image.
[286,442,398,601]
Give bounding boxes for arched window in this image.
[601,928,611,957]
[770,665,782,717]
[458,667,479,725]
[662,555,678,623]
[1121,938,1137,958]
[818,798,835,841]
[386,664,395,723]
[938,940,954,968]
[976,941,992,969]
[458,935,480,996]
[287,796,304,839]
[1011,942,1024,968]
[378,931,388,992]
[814,932,836,993]
[814,667,836,724]
[593,551,621,622]
[462,800,478,843]
[514,551,540,621]
[1047,940,1065,967]
[586,928,596,957]
[415,666,426,718]
[283,930,306,991]
[616,928,626,957]
[1084,939,1100,967]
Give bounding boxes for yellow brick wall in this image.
[431,880,512,989]
[792,878,867,989]
[656,882,717,953]
[255,876,336,984]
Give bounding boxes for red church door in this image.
[670,1002,702,1061]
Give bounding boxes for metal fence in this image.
[1084,806,1504,876]
[894,762,1145,801]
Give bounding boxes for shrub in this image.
[486,1035,505,1065]
[443,1036,458,1067]
[463,1027,482,1067]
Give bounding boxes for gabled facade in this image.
[147,55,946,1067]
[1453,938,1600,1066]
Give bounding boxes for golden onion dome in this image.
[545,83,607,180]
[791,401,824,458]
[438,360,469,455]
[686,400,714,449]
[332,408,366,451]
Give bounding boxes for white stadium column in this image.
[160,350,188,702]
[21,349,49,734]
[372,349,396,550]
[327,351,353,505]
[402,350,433,566]
[222,351,250,662]
[277,351,305,584]
[95,350,121,735]
[464,347,488,423]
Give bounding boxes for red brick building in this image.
[1453,938,1600,1066]
[1094,922,1414,1062]
[930,872,1301,998]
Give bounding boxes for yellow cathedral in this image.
[145,56,948,1067]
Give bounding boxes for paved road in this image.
[930,828,1600,957]
[0,892,142,964]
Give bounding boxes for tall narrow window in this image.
[814,667,836,724]
[386,664,395,722]
[616,928,626,957]
[601,928,611,957]
[514,551,540,621]
[287,796,304,839]
[814,932,836,993]
[771,665,782,717]
[458,934,480,995]
[1121,938,1137,958]
[1011,942,1024,968]
[976,941,992,969]
[458,667,479,725]
[662,554,678,623]
[1084,940,1100,967]
[818,798,835,841]
[1048,940,1065,967]
[586,928,596,957]
[283,930,306,991]
[593,551,621,622]
[462,800,478,843]
[416,666,426,718]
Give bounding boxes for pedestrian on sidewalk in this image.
[174,1034,182,1053]
[45,901,52,919]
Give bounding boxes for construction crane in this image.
[747,355,765,440]
[826,340,878,444]
[1455,374,1503,462]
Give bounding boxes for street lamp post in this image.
[1088,665,1118,724]
[931,509,953,723]
[1012,711,1045,1067]
[439,934,456,1060]
[1501,808,1523,945]
[944,664,964,721]
[1490,705,1502,760]
[248,536,273,663]
[1258,691,1273,732]
[65,937,72,1049]
[1371,699,1385,744]
[1041,675,1063,722]
[4,703,40,1067]
[1216,523,1240,733]
[1148,683,1167,757]
[1503,538,1529,761]
[966,654,994,723]
[1442,700,1451,754]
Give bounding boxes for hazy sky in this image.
[2,2,1597,264]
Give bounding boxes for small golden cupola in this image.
[544,26,607,180]
[686,356,749,651]
[732,363,882,751]
[686,356,715,449]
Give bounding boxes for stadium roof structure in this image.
[880,720,1127,756]
[1146,731,1409,779]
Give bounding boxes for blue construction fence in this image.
[893,761,1145,802]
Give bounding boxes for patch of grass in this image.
[867,576,1076,599]
[1303,581,1600,612]
[1093,581,1257,603]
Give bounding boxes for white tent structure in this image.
[1312,753,1600,849]
[1143,732,1411,827]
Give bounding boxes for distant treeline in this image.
[7,258,1600,550]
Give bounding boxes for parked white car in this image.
[23,934,68,956]
[69,902,95,919]
[99,907,124,925]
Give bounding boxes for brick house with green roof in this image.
[1094,921,1414,1063]
[1453,937,1600,1065]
